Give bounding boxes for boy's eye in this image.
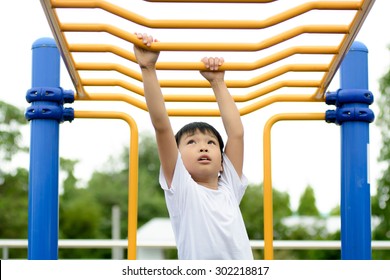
[208,140,216,145]
[187,140,195,144]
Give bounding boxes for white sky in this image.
[0,0,389,214]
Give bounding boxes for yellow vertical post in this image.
[263,116,275,260]
[74,111,139,259]
[263,113,325,260]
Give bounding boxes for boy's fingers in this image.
[201,57,210,68]
[209,57,215,70]
[134,33,155,47]
[201,57,224,70]
[147,35,154,46]
[142,33,148,44]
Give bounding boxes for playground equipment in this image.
[26,0,375,259]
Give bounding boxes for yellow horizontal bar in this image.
[241,93,323,115]
[82,79,144,96]
[155,47,337,71]
[263,112,325,260]
[76,63,143,81]
[70,44,137,62]
[77,92,149,111]
[80,78,321,103]
[159,64,326,88]
[70,44,338,71]
[77,62,328,88]
[52,0,361,29]
[61,24,349,52]
[235,80,321,104]
[165,93,323,116]
[76,92,323,116]
[73,110,139,260]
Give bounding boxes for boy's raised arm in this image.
[200,57,244,178]
[134,33,178,187]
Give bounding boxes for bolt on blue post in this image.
[339,42,372,260]
[27,38,60,259]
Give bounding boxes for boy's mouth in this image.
[198,155,211,162]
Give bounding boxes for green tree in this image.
[372,47,390,259]
[60,133,168,258]
[86,161,129,239]
[329,205,340,216]
[60,158,79,196]
[86,133,168,240]
[59,158,104,259]
[0,168,29,258]
[0,100,27,164]
[297,185,320,216]
[0,100,28,258]
[241,184,293,239]
[280,185,340,260]
[240,183,292,259]
[137,132,168,227]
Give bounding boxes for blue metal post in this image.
[339,42,372,259]
[28,38,60,259]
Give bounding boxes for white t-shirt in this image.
[159,153,253,260]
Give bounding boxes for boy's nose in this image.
[200,148,208,152]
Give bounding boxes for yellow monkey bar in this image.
[39,0,375,259]
[263,112,325,260]
[74,111,139,260]
[48,1,360,29]
[40,0,374,103]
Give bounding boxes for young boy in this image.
[134,33,253,260]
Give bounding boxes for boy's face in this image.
[178,129,223,185]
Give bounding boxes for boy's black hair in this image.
[175,122,224,154]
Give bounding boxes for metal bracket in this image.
[325,88,375,125]
[25,86,74,122]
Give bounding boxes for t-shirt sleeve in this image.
[219,153,249,203]
[159,152,195,215]
[159,152,190,192]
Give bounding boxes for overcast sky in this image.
[0,0,389,213]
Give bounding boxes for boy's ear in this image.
[218,165,223,179]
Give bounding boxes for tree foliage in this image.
[240,183,293,259]
[297,185,320,216]
[0,101,28,258]
[136,133,169,227]
[0,168,29,239]
[0,100,27,166]
[371,45,390,259]
[58,133,169,258]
